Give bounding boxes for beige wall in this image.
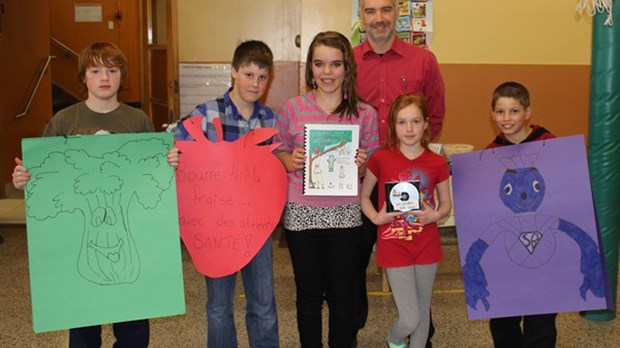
[300,0,353,60]
[179,0,592,64]
[433,1,592,64]
[178,0,300,61]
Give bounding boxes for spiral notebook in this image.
[303,123,359,196]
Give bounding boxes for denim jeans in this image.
[206,237,279,348]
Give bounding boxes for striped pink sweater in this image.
[274,93,379,207]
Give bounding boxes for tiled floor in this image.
[1,198,618,347]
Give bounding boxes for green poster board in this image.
[22,133,185,333]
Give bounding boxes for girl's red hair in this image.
[385,94,431,149]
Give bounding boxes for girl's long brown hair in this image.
[305,31,361,119]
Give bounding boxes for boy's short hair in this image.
[231,40,274,71]
[491,81,531,109]
[77,42,128,94]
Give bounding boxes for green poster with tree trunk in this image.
[22,133,185,333]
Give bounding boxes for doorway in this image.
[143,0,179,131]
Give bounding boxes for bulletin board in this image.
[179,63,231,117]
[351,0,434,48]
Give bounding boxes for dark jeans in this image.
[489,314,557,348]
[285,227,358,348]
[69,319,149,348]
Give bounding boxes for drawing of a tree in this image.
[307,130,351,186]
[26,138,173,285]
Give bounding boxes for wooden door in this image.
[143,0,178,130]
[0,0,52,196]
[49,0,141,103]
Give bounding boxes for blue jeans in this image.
[206,238,279,348]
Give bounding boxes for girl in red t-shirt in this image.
[361,94,452,348]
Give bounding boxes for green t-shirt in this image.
[43,102,154,136]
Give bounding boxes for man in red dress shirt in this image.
[352,1,446,347]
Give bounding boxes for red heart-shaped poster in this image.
[175,116,287,278]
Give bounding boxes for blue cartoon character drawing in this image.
[462,154,606,311]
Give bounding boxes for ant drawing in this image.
[462,153,606,312]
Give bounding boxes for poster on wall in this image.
[351,0,434,48]
[451,135,611,320]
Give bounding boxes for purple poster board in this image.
[452,135,611,320]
